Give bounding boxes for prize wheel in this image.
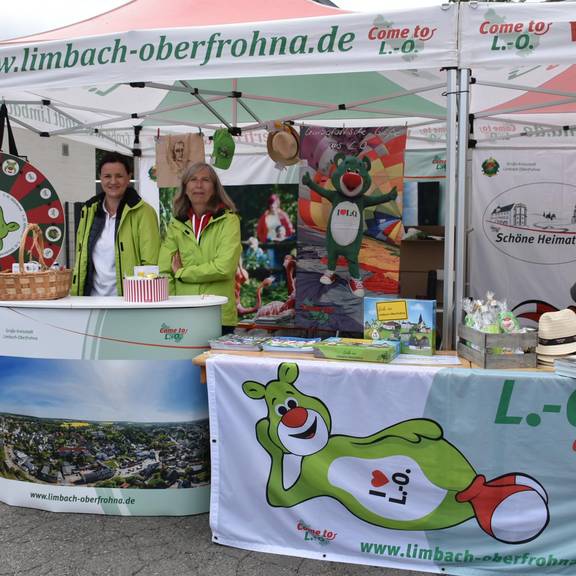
[0,151,65,271]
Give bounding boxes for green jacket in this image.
[71,188,160,296]
[158,210,241,326]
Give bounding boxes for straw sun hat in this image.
[267,123,300,167]
[536,308,576,357]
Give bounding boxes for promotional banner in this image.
[0,301,222,515]
[0,9,458,91]
[460,3,576,68]
[208,354,576,574]
[469,149,576,324]
[297,125,406,333]
[0,356,209,516]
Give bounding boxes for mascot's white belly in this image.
[330,201,361,246]
[327,455,447,521]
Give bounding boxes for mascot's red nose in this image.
[282,406,308,428]
[342,171,362,191]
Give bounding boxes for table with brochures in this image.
[199,350,576,575]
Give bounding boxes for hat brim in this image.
[267,126,300,166]
[536,341,576,356]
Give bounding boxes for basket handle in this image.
[18,224,48,272]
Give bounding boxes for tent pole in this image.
[455,69,471,344]
[232,79,238,127]
[442,68,458,350]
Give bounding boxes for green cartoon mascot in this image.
[301,153,397,297]
[243,363,549,544]
[0,206,19,252]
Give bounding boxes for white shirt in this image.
[90,205,117,296]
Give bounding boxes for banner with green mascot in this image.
[298,125,406,333]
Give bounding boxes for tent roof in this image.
[9,0,348,43]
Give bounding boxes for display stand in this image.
[0,295,225,516]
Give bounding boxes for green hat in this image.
[211,129,235,170]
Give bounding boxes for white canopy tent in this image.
[0,0,466,343]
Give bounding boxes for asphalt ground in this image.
[0,501,432,576]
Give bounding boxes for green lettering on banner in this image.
[270,36,288,55]
[200,33,220,66]
[338,32,355,52]
[231,38,247,57]
[0,55,16,73]
[318,26,338,53]
[190,39,206,61]
[565,389,576,426]
[216,38,232,58]
[495,380,523,424]
[174,41,190,59]
[80,47,96,66]
[21,47,31,72]
[39,50,61,70]
[289,35,308,54]
[111,39,127,63]
[156,35,173,61]
[249,31,267,56]
[139,43,155,62]
[97,46,111,65]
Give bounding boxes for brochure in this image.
[364,297,437,356]
[313,337,400,364]
[554,356,576,378]
[261,337,321,354]
[209,334,270,351]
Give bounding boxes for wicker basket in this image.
[0,223,72,301]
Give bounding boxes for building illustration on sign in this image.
[482,181,576,266]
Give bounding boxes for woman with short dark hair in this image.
[71,151,160,296]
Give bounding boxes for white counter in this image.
[0,294,227,309]
[0,294,224,516]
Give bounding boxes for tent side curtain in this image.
[0,7,458,92]
[459,2,576,68]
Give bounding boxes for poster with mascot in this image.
[208,355,576,574]
[298,125,406,333]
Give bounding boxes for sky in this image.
[1,0,445,40]
[0,357,208,422]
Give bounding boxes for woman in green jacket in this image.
[71,152,160,296]
[158,162,241,330]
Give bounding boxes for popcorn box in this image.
[123,276,169,302]
[364,297,437,355]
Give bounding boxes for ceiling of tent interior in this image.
[141,72,446,127]
[2,71,448,155]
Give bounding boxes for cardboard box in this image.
[364,297,437,355]
[399,226,444,303]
